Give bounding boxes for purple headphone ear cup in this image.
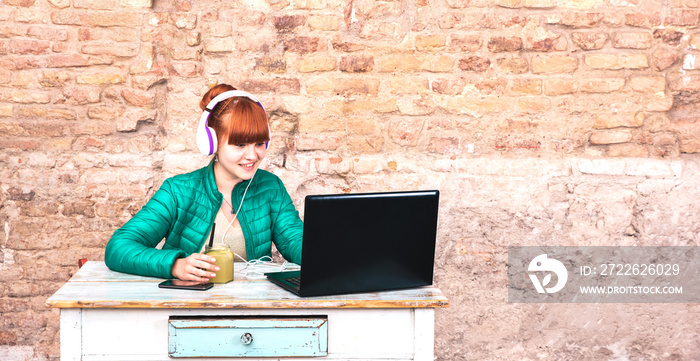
[196,110,218,155]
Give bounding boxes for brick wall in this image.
[1,0,699,359]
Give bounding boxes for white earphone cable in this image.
[216,167,289,279]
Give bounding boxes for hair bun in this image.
[199,84,237,111]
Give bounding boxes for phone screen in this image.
[158,279,213,291]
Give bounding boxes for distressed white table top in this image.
[45,262,449,309]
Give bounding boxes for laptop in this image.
[265,190,440,297]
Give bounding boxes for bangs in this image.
[222,99,270,145]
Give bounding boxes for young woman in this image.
[104,84,303,282]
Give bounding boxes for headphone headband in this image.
[196,90,270,155]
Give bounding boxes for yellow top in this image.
[201,210,247,261]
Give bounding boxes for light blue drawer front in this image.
[168,316,328,357]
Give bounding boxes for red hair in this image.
[199,84,270,147]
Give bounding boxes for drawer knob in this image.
[240,332,253,345]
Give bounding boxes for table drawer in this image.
[168,316,328,357]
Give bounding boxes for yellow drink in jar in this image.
[204,245,233,284]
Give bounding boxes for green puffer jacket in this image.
[104,161,303,279]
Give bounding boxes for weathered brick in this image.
[377,54,452,72]
[201,9,218,21]
[314,157,351,174]
[532,54,577,73]
[415,35,447,51]
[388,77,429,95]
[5,0,35,6]
[27,26,69,41]
[347,133,383,153]
[62,87,101,105]
[440,96,511,114]
[306,77,380,95]
[254,56,286,73]
[525,33,567,52]
[81,43,139,57]
[9,39,51,55]
[323,98,397,114]
[171,62,202,77]
[122,88,155,107]
[283,36,324,54]
[39,71,71,87]
[518,97,551,113]
[51,10,143,27]
[607,143,649,157]
[308,15,340,31]
[0,104,13,117]
[171,13,197,29]
[630,76,665,93]
[239,78,300,94]
[584,53,648,69]
[557,11,604,27]
[487,36,522,52]
[76,73,125,85]
[87,105,125,120]
[274,15,306,32]
[496,56,529,74]
[590,129,634,144]
[431,77,466,95]
[458,56,491,72]
[670,120,700,153]
[46,53,112,68]
[0,331,17,345]
[475,78,508,94]
[544,78,577,96]
[295,133,343,150]
[331,37,366,52]
[297,54,336,72]
[339,55,374,73]
[625,12,661,28]
[20,201,60,217]
[579,78,625,93]
[428,136,460,154]
[0,89,50,104]
[450,34,482,52]
[594,113,644,129]
[510,79,542,95]
[358,22,404,40]
[572,32,607,50]
[206,22,232,38]
[0,56,41,70]
[665,10,700,26]
[204,38,234,53]
[613,32,652,49]
[389,117,424,146]
[653,29,684,46]
[691,33,700,50]
[397,96,435,115]
[652,49,677,71]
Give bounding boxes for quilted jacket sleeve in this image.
[104,179,186,279]
[269,177,304,265]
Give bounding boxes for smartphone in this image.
[158,279,213,291]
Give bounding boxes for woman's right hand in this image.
[171,253,220,282]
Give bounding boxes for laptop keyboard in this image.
[286,276,301,287]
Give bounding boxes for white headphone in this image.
[196,90,270,156]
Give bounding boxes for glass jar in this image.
[204,244,234,284]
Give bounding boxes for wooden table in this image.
[46,261,449,361]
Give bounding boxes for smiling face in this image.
[215,142,267,183]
